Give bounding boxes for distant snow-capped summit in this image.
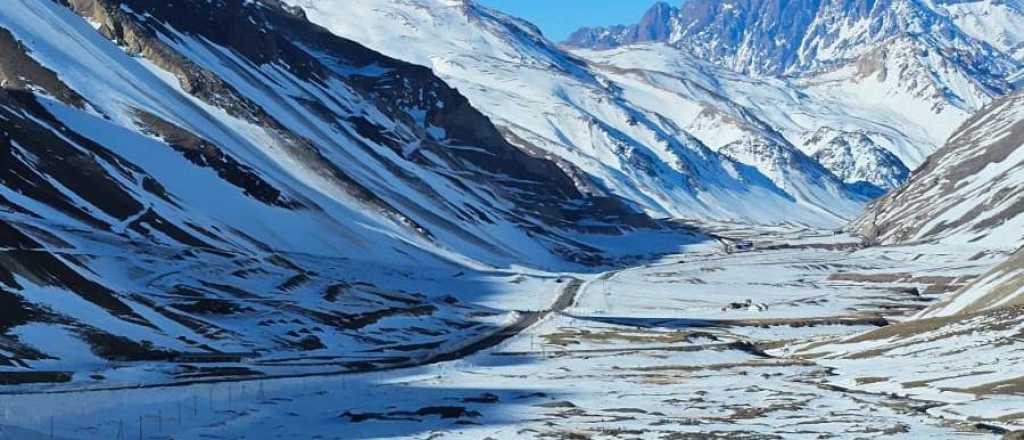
[564,1,676,50]
[565,0,1023,78]
[563,0,1021,200]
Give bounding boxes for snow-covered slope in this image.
[803,128,910,194]
[931,0,1024,59]
[573,44,920,191]
[0,0,701,378]
[838,89,1024,391]
[854,91,1024,249]
[285,0,874,226]
[851,87,1024,323]
[566,0,1021,79]
[922,248,1024,317]
[803,292,1024,424]
[797,244,1024,421]
[565,0,1022,176]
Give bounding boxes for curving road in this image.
[0,277,587,396]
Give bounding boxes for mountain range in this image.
[566,0,1024,76]
[0,0,704,371]
[0,1,1022,430]
[294,0,1024,228]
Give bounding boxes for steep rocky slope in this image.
[0,0,696,379]
[854,91,1024,249]
[287,0,877,226]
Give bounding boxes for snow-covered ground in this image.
[1,228,1018,439]
[1,2,1021,438]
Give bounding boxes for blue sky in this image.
[477,0,658,42]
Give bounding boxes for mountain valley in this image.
[0,0,1022,438]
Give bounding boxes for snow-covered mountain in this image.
[564,1,677,50]
[286,0,885,227]
[931,0,1024,59]
[572,44,923,192]
[566,0,1023,78]
[566,0,1023,177]
[803,128,910,194]
[0,0,700,376]
[854,90,1024,249]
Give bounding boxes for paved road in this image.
[424,277,583,364]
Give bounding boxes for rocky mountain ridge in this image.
[0,0,692,375]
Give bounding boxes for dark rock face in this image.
[804,129,911,194]
[0,90,146,227]
[1005,430,1024,440]
[565,2,677,50]
[636,2,675,42]
[65,0,640,225]
[0,28,87,108]
[669,0,823,74]
[132,110,301,209]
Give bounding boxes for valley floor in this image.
[1,228,1021,439]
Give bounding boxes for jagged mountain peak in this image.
[562,0,1021,195]
[634,1,675,41]
[565,1,679,51]
[565,0,1023,79]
